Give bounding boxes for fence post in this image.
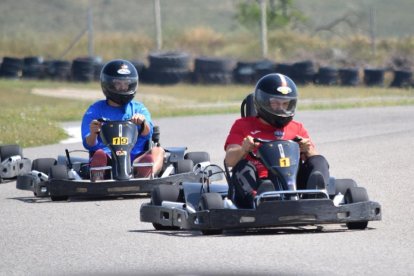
[87,1,94,57]
[260,0,268,58]
[154,0,162,50]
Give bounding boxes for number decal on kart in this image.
[279,157,290,167]
[112,137,128,145]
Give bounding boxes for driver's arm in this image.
[225,135,258,167]
[86,120,102,147]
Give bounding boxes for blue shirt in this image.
[81,100,153,160]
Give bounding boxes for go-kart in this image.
[16,119,210,201]
[140,137,382,235]
[0,144,32,183]
[139,93,381,235]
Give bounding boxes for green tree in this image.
[235,0,307,30]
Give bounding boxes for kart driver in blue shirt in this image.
[81,59,164,180]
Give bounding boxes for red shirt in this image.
[224,116,311,178]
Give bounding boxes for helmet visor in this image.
[102,74,137,95]
[256,89,296,117]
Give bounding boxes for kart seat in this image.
[240,93,257,118]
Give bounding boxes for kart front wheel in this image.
[49,165,69,202]
[345,186,369,230]
[199,193,224,235]
[151,184,181,230]
[335,179,357,195]
[32,158,57,175]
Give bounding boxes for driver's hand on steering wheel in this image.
[90,120,102,134]
[130,114,146,125]
[295,136,318,157]
[241,135,260,154]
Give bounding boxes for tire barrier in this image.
[193,56,235,85]
[1,54,412,89]
[291,60,316,85]
[0,57,23,79]
[338,68,360,86]
[363,68,385,87]
[142,51,191,85]
[314,67,338,86]
[71,57,95,82]
[390,70,412,88]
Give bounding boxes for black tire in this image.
[0,144,22,161]
[363,68,385,87]
[175,159,194,174]
[390,70,412,88]
[16,174,36,190]
[335,179,357,195]
[315,67,338,86]
[184,152,210,165]
[345,187,369,230]
[151,184,181,230]
[32,158,57,175]
[339,68,360,86]
[199,193,224,235]
[49,165,69,201]
[148,51,190,70]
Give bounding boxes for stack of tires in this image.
[233,61,259,85]
[338,68,360,86]
[44,60,72,81]
[233,59,277,85]
[0,57,23,79]
[390,70,412,88]
[363,68,385,87]
[22,56,44,79]
[142,51,191,85]
[314,67,339,86]
[291,60,316,85]
[193,56,235,85]
[71,56,102,82]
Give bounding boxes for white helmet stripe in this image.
[276,73,288,87]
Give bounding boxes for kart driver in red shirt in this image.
[224,73,330,208]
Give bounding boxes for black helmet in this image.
[254,73,298,127]
[100,59,138,105]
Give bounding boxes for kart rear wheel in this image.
[151,184,181,230]
[49,165,69,202]
[184,151,210,165]
[199,193,224,235]
[335,179,357,195]
[345,187,369,230]
[32,158,57,175]
[175,159,194,174]
[0,144,22,161]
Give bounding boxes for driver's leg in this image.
[297,155,330,190]
[231,159,259,208]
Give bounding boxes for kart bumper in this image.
[41,172,199,198]
[140,199,381,230]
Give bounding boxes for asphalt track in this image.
[1,106,414,275]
